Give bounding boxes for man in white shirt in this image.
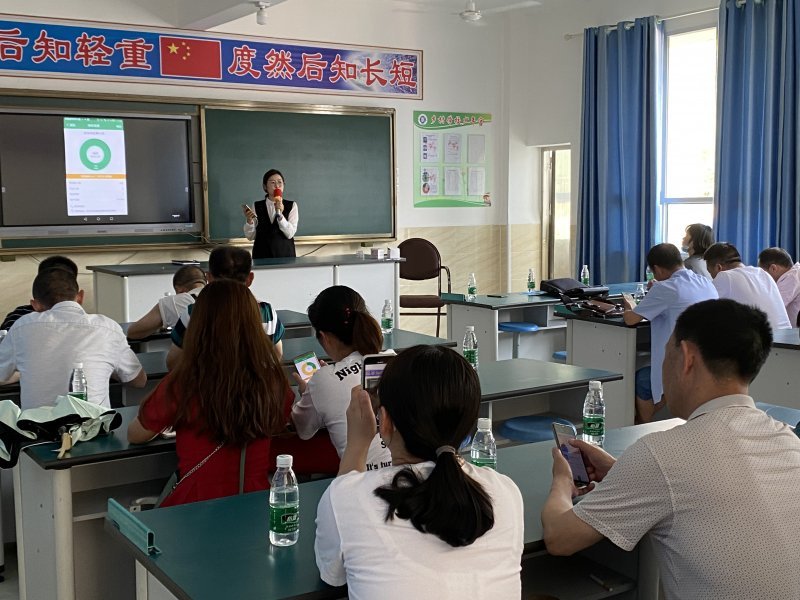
[126,265,206,339]
[758,247,800,327]
[0,269,146,409]
[542,299,800,600]
[622,243,717,422]
[704,242,792,330]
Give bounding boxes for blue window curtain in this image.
[715,0,799,264]
[578,17,663,284]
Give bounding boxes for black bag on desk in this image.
[540,277,609,299]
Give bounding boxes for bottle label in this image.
[270,505,299,534]
[471,457,497,469]
[464,348,478,365]
[528,281,536,291]
[467,286,477,295]
[68,392,87,401]
[583,416,605,436]
[581,277,589,285]
[381,317,393,330]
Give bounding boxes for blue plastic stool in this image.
[498,322,539,358]
[755,402,800,431]
[552,350,568,363]
[499,416,573,443]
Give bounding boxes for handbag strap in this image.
[238,444,247,495]
[172,442,224,491]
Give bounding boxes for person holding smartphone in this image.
[242,168,299,259]
[315,345,524,597]
[291,286,392,471]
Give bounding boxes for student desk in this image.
[13,406,177,600]
[750,328,800,409]
[121,309,313,352]
[560,309,650,428]
[108,419,681,600]
[443,283,640,363]
[90,256,401,326]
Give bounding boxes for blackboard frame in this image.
[201,101,396,244]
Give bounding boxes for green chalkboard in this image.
[203,106,395,242]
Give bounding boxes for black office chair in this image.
[398,238,451,337]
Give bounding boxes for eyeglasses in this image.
[266,179,284,186]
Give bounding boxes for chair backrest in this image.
[398,238,442,281]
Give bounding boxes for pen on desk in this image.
[589,573,614,592]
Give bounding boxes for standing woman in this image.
[243,169,299,259]
[681,223,714,279]
[127,280,292,507]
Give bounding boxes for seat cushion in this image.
[498,321,540,333]
[399,294,445,309]
[499,416,573,443]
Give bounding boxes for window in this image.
[662,26,717,248]
[541,147,572,280]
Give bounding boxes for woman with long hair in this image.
[128,279,291,506]
[292,285,390,470]
[315,345,523,597]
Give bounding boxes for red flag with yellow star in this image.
[159,36,222,79]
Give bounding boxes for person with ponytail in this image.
[291,286,391,471]
[314,345,523,598]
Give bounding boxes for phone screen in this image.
[361,354,394,409]
[293,351,321,382]
[552,423,591,486]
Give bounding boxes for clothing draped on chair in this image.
[578,17,663,284]
[715,0,799,264]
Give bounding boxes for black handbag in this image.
[540,277,609,299]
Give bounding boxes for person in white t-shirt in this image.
[758,247,800,328]
[704,242,792,330]
[291,286,391,471]
[126,265,206,340]
[315,346,524,599]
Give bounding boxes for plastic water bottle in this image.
[269,454,299,546]
[645,266,654,283]
[527,268,536,292]
[470,418,497,469]
[463,326,478,369]
[380,299,394,334]
[68,363,88,401]
[582,380,605,446]
[580,265,590,286]
[467,273,477,301]
[633,283,646,304]
[0,330,7,344]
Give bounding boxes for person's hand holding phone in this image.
[338,385,378,475]
[550,447,594,498]
[568,439,616,482]
[242,204,257,224]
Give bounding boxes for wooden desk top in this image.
[107,419,682,600]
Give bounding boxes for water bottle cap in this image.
[589,380,602,390]
[477,417,491,430]
[465,325,474,332]
[276,454,293,468]
[74,362,84,369]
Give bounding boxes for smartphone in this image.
[622,293,636,307]
[361,354,395,409]
[552,423,591,487]
[293,351,321,382]
[242,203,252,214]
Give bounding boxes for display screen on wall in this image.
[0,111,199,238]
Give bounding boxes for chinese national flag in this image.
[159,36,222,79]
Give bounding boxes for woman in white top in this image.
[315,345,524,599]
[681,223,714,279]
[292,286,391,471]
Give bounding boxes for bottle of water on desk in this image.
[380,299,394,334]
[270,454,299,546]
[0,330,7,344]
[470,418,497,469]
[527,268,536,292]
[645,266,654,284]
[69,363,87,401]
[582,380,605,446]
[633,283,646,304]
[467,273,477,301]
[463,326,479,369]
[580,265,590,286]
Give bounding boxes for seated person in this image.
[1,255,79,331]
[758,247,800,327]
[315,345,524,597]
[126,265,206,340]
[680,223,714,279]
[622,243,717,423]
[166,245,284,370]
[0,269,145,409]
[291,286,391,471]
[128,280,292,507]
[542,299,800,599]
[704,242,791,330]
